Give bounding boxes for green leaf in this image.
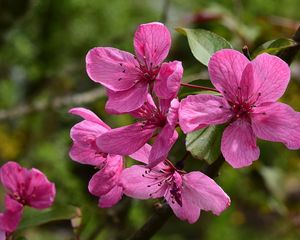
[252,38,297,58]
[17,205,80,230]
[176,28,232,66]
[186,125,224,164]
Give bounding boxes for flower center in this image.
[136,104,166,128]
[142,161,183,206]
[140,63,160,82]
[230,102,253,119]
[10,182,37,206]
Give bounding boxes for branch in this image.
[277,25,300,65]
[0,88,105,121]
[128,156,225,240]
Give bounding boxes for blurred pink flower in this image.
[86,22,182,113]
[179,49,300,168]
[96,95,179,168]
[120,145,230,223]
[0,161,55,234]
[0,231,5,240]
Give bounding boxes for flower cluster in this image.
[180,49,300,168]
[69,22,300,223]
[0,162,56,237]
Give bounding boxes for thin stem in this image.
[242,45,251,60]
[175,151,190,170]
[160,0,171,24]
[180,83,219,93]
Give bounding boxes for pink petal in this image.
[0,162,26,194]
[69,108,110,166]
[25,168,56,209]
[69,143,107,166]
[70,119,108,146]
[86,47,140,91]
[105,81,149,114]
[0,231,5,240]
[0,196,23,233]
[3,195,23,212]
[250,53,290,104]
[154,61,183,100]
[167,190,201,224]
[179,94,232,133]
[69,107,110,129]
[88,155,123,196]
[121,165,167,199]
[129,144,151,164]
[129,94,157,119]
[148,124,178,168]
[134,22,171,69]
[238,63,255,103]
[98,185,123,208]
[221,119,260,168]
[183,172,230,215]
[166,98,180,127]
[208,49,249,102]
[96,123,155,156]
[251,102,300,149]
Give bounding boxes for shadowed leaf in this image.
[176,28,232,66]
[186,125,224,164]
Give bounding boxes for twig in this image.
[242,45,251,60]
[180,82,219,93]
[160,0,171,24]
[0,88,105,121]
[128,156,225,240]
[277,25,300,65]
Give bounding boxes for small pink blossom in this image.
[179,49,300,168]
[120,145,230,223]
[69,107,123,207]
[0,161,55,234]
[86,22,183,113]
[96,95,180,168]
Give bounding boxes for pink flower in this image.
[179,49,300,168]
[96,95,180,168]
[0,161,55,234]
[120,145,230,224]
[69,107,123,208]
[86,22,183,113]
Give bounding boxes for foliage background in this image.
[0,0,300,239]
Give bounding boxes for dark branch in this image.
[128,204,173,240]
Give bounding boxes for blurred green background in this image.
[1,0,300,239]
